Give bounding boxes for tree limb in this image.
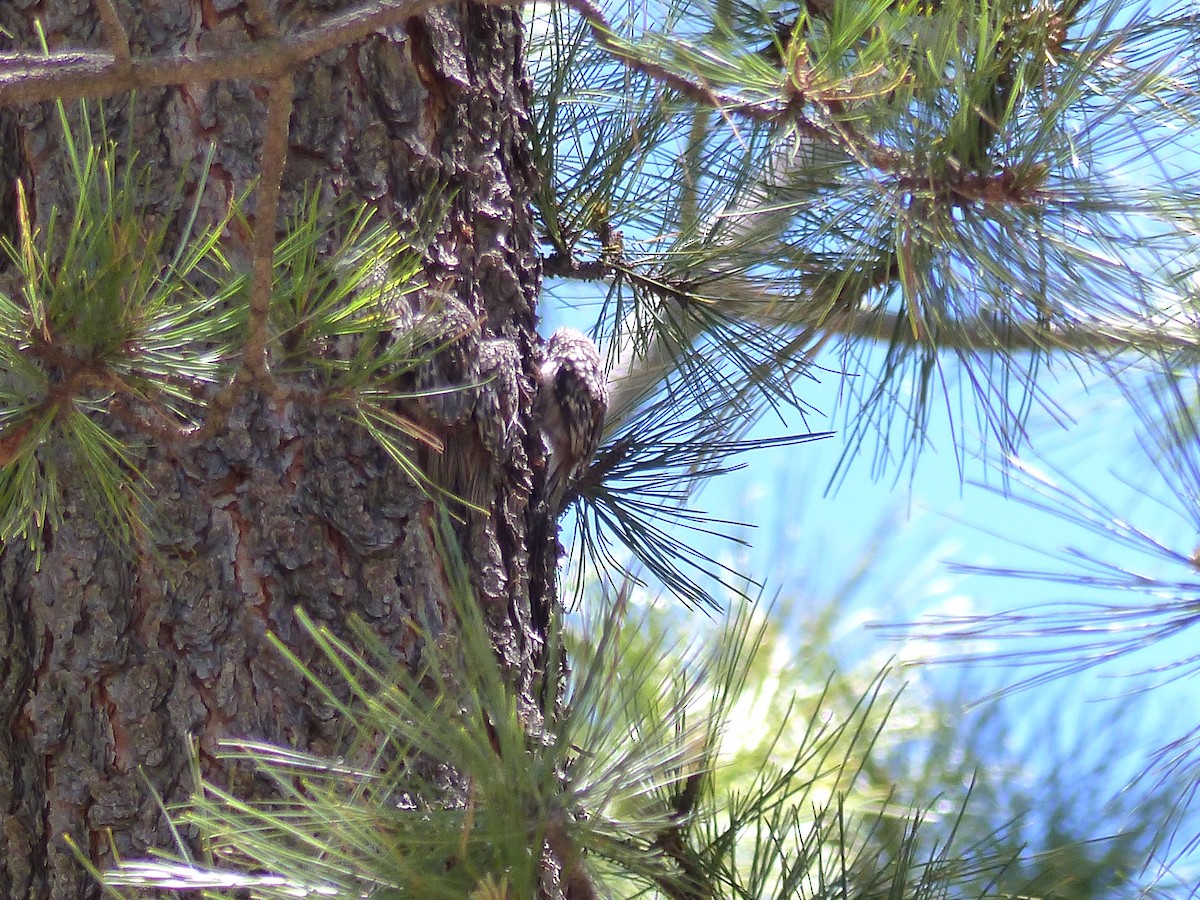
[603,262,1200,425]
[0,0,473,106]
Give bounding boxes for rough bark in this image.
[0,2,549,897]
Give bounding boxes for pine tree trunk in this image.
[0,2,549,897]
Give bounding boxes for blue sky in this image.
[545,279,1200,883]
[721,356,1200,881]
[532,0,1200,884]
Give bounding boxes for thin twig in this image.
[542,251,612,280]
[244,0,280,39]
[0,0,490,106]
[545,817,600,900]
[108,396,194,445]
[554,0,910,179]
[601,255,1200,424]
[243,72,295,384]
[560,0,783,121]
[649,768,712,900]
[92,0,131,67]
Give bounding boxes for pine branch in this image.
[539,0,1200,479]
[599,255,1200,439]
[551,0,910,172]
[604,265,886,424]
[244,73,294,384]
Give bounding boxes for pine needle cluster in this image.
[0,105,456,559]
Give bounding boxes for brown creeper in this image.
[412,293,481,426]
[537,327,609,514]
